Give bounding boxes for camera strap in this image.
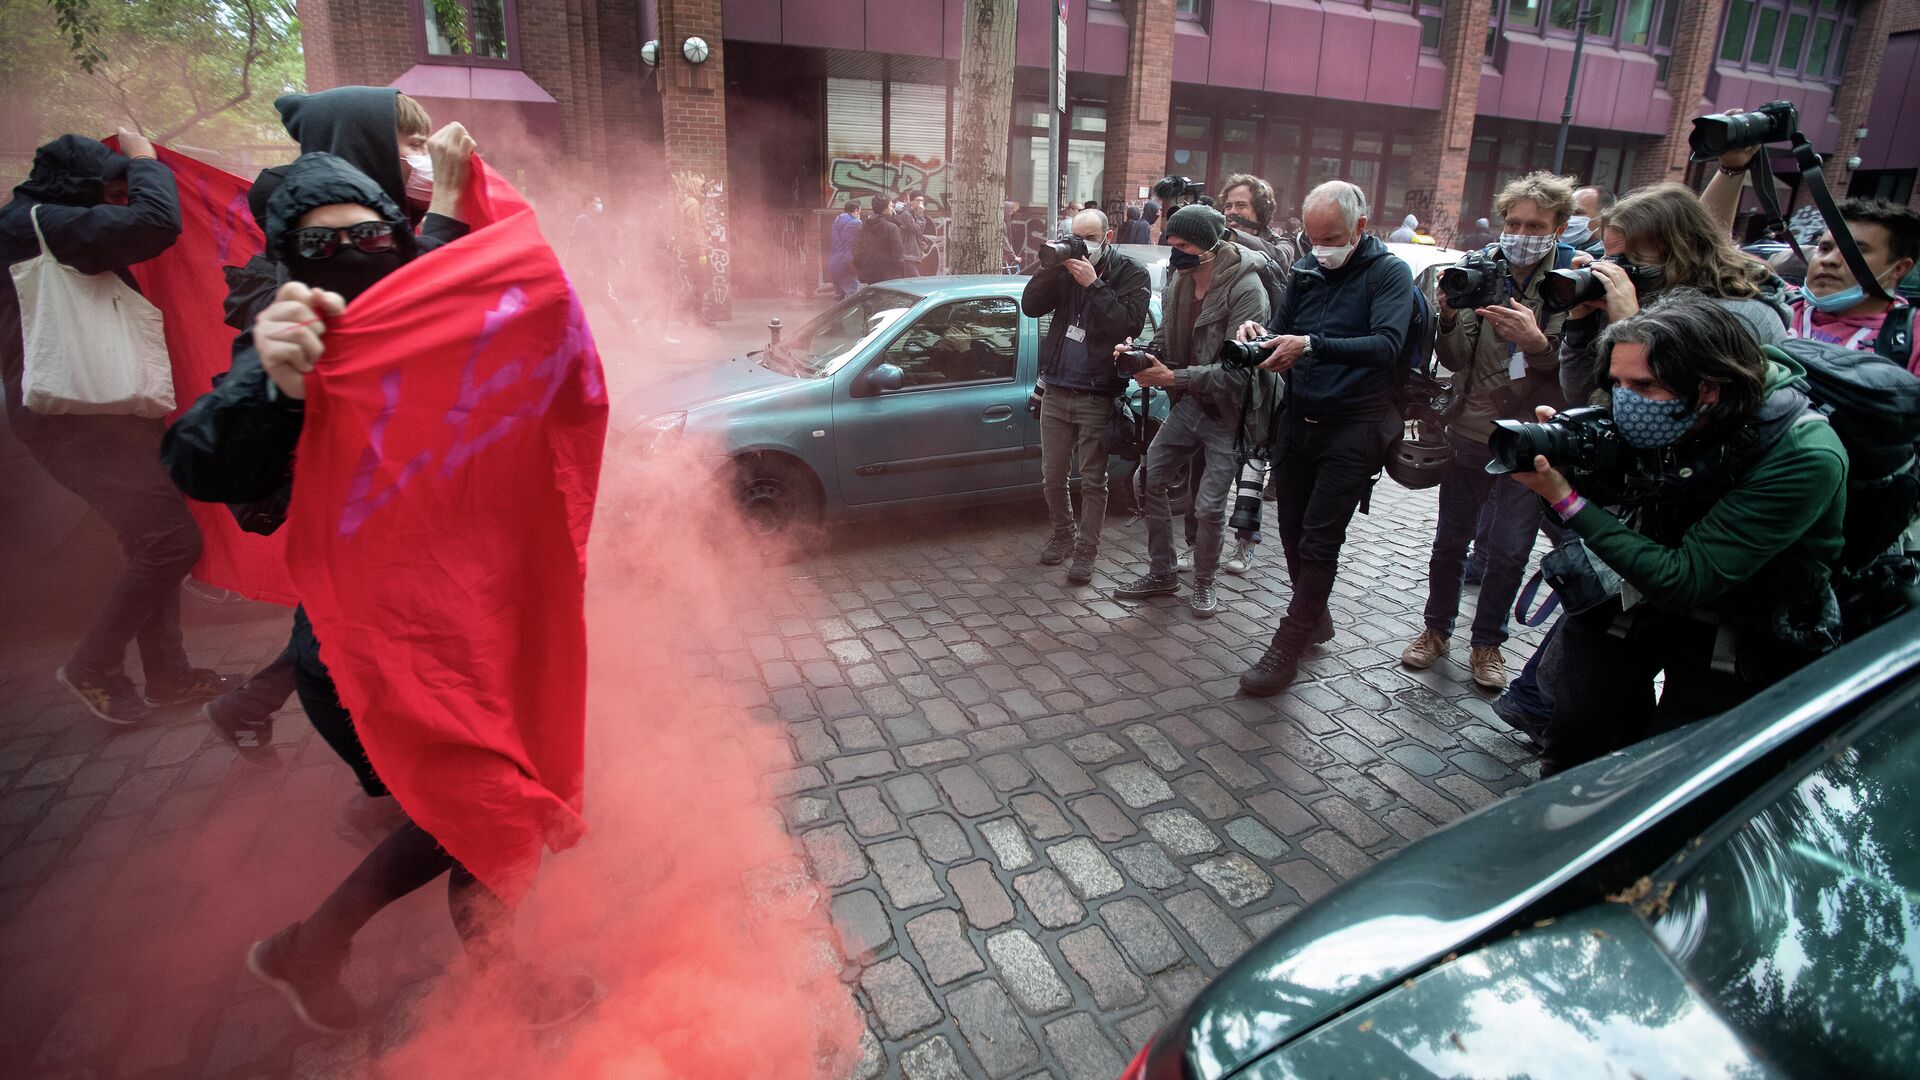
[1746,136,1891,301]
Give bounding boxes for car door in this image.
[832,295,1028,506]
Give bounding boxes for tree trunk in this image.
[948,0,1018,275]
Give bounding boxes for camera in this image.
[1115,348,1159,376]
[1438,250,1509,311]
[1154,175,1205,205]
[1037,235,1090,270]
[1485,406,1625,476]
[1539,255,1665,314]
[1688,100,1797,162]
[1217,335,1276,371]
[1228,454,1269,533]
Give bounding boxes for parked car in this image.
[611,273,1164,538]
[1122,607,1920,1080]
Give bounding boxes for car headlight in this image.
[621,411,686,456]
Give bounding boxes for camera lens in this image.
[1217,337,1271,370]
[1228,457,1268,533]
[1539,268,1605,313]
[1115,349,1157,376]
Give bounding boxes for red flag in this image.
[108,141,298,605]
[284,159,607,903]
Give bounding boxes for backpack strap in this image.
[1875,303,1913,364]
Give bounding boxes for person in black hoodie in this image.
[1,130,241,723]
[164,153,595,1033]
[1232,180,1417,696]
[202,87,474,779]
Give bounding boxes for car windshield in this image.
[1643,680,1920,1076]
[761,288,917,378]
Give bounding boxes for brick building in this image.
[296,0,1920,294]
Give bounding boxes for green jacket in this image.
[1154,239,1281,445]
[1436,252,1568,444]
[1568,356,1847,615]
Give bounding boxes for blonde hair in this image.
[394,93,432,138]
[1493,171,1576,226]
[1606,182,1770,300]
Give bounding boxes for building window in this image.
[1176,0,1205,20]
[1717,0,1857,82]
[418,0,515,65]
[1497,0,1676,56]
[826,69,956,211]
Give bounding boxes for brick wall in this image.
[1630,0,1728,189]
[1102,0,1176,209]
[657,0,729,183]
[1407,0,1494,242]
[1893,0,1920,33]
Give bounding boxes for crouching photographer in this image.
[1502,291,1847,775]
[1112,205,1277,617]
[1022,209,1152,584]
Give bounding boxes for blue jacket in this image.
[828,211,860,271]
[1267,234,1415,421]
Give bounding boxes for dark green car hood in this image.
[1182,612,1920,1080]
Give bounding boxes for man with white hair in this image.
[1231,179,1417,696]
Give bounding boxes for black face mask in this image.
[286,248,404,302]
[1169,249,1201,271]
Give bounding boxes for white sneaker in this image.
[1175,550,1194,572]
[1223,538,1253,576]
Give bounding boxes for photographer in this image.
[1556,183,1789,406]
[1231,180,1415,693]
[1403,173,1576,692]
[1510,292,1847,774]
[1022,209,1152,584]
[1111,206,1276,617]
[1220,173,1298,285]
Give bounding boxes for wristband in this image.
[1717,163,1748,177]
[1552,490,1586,522]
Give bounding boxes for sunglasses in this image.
[288,221,398,260]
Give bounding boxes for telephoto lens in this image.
[1037,236,1090,270]
[1217,335,1276,370]
[1539,267,1605,313]
[1228,456,1269,533]
[1485,406,1624,475]
[1687,100,1797,161]
[1439,252,1509,310]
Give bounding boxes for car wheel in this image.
[734,457,824,552]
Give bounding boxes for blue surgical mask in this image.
[1612,385,1697,448]
[1169,249,1200,271]
[1806,284,1866,313]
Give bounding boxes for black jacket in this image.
[855,214,910,283]
[1114,219,1151,245]
[1,136,182,446]
[1267,234,1415,421]
[1021,249,1152,396]
[162,153,466,518]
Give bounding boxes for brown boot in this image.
[1400,628,1451,670]
[1470,646,1509,691]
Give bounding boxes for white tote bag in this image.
[10,204,174,417]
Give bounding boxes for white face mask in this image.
[404,152,434,207]
[1312,240,1357,270]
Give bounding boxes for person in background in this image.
[1769,250,1808,288]
[1457,217,1495,251]
[1566,185,1614,259]
[908,192,940,274]
[854,194,910,285]
[828,200,862,298]
[1,130,242,724]
[1389,214,1419,243]
[1115,205,1151,245]
[894,193,927,277]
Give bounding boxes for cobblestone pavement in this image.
[0,479,1544,1078]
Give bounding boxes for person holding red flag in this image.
[164,150,603,1032]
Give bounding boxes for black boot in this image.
[1240,632,1304,697]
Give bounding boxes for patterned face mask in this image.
[1611,385,1697,448]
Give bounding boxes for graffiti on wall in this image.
[1400,189,1460,249]
[826,156,952,214]
[671,171,731,322]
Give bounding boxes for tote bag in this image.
[10,204,174,417]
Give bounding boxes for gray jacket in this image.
[1151,240,1282,446]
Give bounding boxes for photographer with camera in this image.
[1151,176,1205,245]
[1110,205,1277,617]
[1505,291,1847,774]
[1022,209,1152,584]
[1230,180,1416,695]
[1552,182,1789,406]
[1220,173,1298,284]
[1401,173,1577,691]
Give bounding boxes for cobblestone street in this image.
[0,479,1545,1078]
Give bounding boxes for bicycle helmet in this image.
[1386,422,1454,490]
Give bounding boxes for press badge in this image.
[1065,324,1087,342]
[1508,352,1527,380]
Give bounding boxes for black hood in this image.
[274,87,408,212]
[12,134,131,207]
[263,152,416,262]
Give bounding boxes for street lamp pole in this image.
[1553,0,1596,174]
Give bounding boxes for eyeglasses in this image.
[287,221,398,260]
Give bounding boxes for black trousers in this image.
[291,606,384,797]
[1268,410,1401,648]
[222,637,298,724]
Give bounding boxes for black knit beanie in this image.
[1165,205,1225,250]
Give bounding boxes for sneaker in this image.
[144,668,244,708]
[1188,579,1220,618]
[471,961,602,1029]
[202,699,282,769]
[1175,550,1194,572]
[1222,538,1253,576]
[1039,529,1077,566]
[247,922,359,1034]
[1401,628,1452,670]
[1065,544,1096,586]
[1112,572,1179,600]
[1239,637,1303,697]
[56,667,151,725]
[334,793,410,852]
[1470,646,1510,691]
[1493,693,1550,748]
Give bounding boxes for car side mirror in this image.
[866,363,905,393]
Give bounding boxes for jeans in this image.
[1144,398,1237,580]
[291,607,385,797]
[1422,433,1545,647]
[829,262,859,299]
[1040,386,1115,549]
[30,417,201,685]
[1269,410,1401,647]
